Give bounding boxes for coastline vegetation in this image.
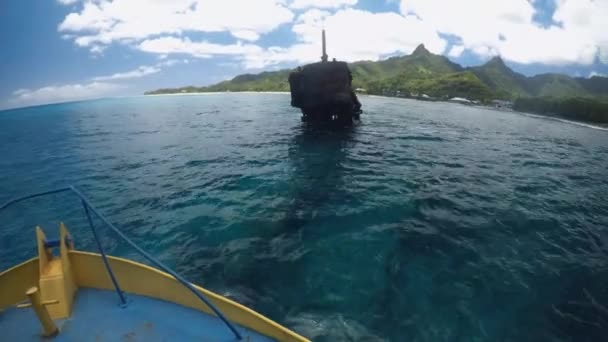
[145,44,608,123]
[514,97,608,123]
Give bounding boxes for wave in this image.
[515,111,608,131]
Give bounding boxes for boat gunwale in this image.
[0,252,309,342]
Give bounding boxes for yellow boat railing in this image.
[0,186,243,340]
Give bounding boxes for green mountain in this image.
[578,76,608,96]
[151,70,292,93]
[528,73,588,97]
[469,56,530,98]
[145,44,608,104]
[513,96,608,123]
[346,45,494,100]
[349,44,462,88]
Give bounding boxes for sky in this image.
[1,0,607,110]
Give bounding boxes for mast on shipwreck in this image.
[288,29,362,124]
[321,29,328,63]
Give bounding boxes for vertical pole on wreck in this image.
[321,29,328,62]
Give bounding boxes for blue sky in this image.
[1,0,607,109]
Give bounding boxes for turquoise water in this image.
[1,94,608,341]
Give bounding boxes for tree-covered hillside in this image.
[514,97,608,123]
[145,44,608,107]
[469,56,530,98]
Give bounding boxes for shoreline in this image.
[145,91,290,97]
[4,91,607,130]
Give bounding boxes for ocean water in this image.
[1,93,608,341]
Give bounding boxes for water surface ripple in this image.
[1,94,608,341]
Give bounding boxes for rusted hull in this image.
[300,105,360,125]
[289,60,362,124]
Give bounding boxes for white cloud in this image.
[54,0,608,70]
[59,0,294,48]
[92,65,161,81]
[553,0,608,64]
[159,59,182,67]
[400,0,608,65]
[6,58,191,108]
[89,45,107,54]
[57,0,79,4]
[135,8,446,69]
[244,8,446,68]
[10,82,123,108]
[289,0,357,9]
[90,59,186,81]
[138,36,263,59]
[231,30,261,41]
[589,71,606,78]
[41,0,608,82]
[448,45,465,58]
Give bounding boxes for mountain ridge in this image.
[145,44,608,103]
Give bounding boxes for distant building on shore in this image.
[491,99,513,108]
[449,97,473,105]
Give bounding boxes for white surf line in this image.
[515,111,608,131]
[145,91,290,97]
